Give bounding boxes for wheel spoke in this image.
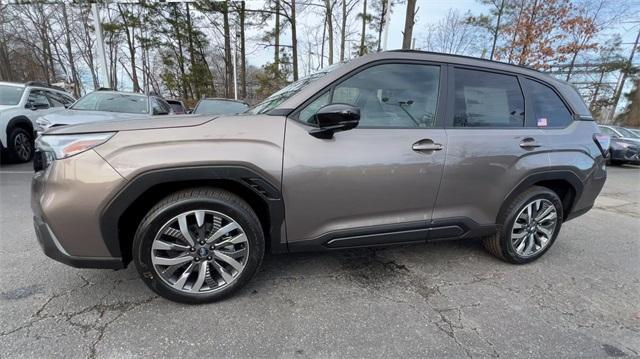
[191,261,208,292]
[152,240,190,252]
[173,262,195,290]
[214,250,244,272]
[195,210,205,227]
[535,205,553,222]
[152,254,192,266]
[219,247,247,260]
[214,233,248,248]
[206,222,240,244]
[537,225,553,238]
[539,211,557,223]
[211,261,234,283]
[178,214,196,246]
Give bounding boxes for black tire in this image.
[483,186,563,264]
[132,187,264,304]
[7,127,34,163]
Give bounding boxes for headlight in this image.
[35,132,115,160]
[35,118,51,132]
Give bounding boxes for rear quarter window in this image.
[525,79,573,128]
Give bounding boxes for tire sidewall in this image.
[133,196,264,304]
[500,189,563,264]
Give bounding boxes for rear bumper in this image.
[33,216,123,269]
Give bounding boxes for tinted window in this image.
[0,85,25,105]
[193,99,249,115]
[46,91,74,107]
[168,101,186,114]
[300,63,440,128]
[453,69,524,127]
[598,126,617,137]
[72,92,148,114]
[525,79,572,128]
[27,90,50,108]
[151,98,171,115]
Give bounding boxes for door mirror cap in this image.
[309,104,360,139]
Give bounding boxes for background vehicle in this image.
[192,98,249,115]
[32,51,606,303]
[625,128,640,137]
[598,125,640,165]
[36,89,173,135]
[167,99,188,114]
[0,81,75,163]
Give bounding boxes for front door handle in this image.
[412,139,443,152]
[519,138,541,148]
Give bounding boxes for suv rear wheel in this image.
[483,186,563,264]
[132,188,264,303]
[8,127,33,163]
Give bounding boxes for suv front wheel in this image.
[483,186,563,264]
[132,188,264,303]
[8,127,34,163]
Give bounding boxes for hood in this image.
[619,137,640,145]
[0,104,19,111]
[45,114,217,134]
[41,109,148,126]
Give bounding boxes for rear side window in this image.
[524,79,573,128]
[453,68,524,127]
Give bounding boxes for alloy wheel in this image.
[151,210,249,294]
[14,132,32,161]
[510,199,558,257]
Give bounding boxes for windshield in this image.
[71,92,148,114]
[0,85,25,105]
[248,63,344,115]
[193,99,248,115]
[616,127,640,138]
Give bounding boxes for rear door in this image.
[433,66,550,229]
[283,62,448,248]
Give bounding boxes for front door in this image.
[282,62,447,248]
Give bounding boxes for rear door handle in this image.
[519,138,541,148]
[412,139,443,152]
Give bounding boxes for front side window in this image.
[71,92,148,114]
[46,91,74,107]
[524,79,572,128]
[300,63,441,128]
[27,90,51,109]
[453,69,524,127]
[0,85,25,105]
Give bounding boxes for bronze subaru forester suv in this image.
[32,51,608,303]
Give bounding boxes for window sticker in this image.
[537,118,548,127]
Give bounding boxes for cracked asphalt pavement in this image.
[1,162,639,358]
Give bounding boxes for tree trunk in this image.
[609,27,640,123]
[402,0,416,49]
[62,4,80,97]
[172,3,189,99]
[186,3,199,99]
[518,0,538,66]
[340,0,347,61]
[291,0,299,80]
[359,0,367,56]
[324,0,334,65]
[240,1,247,99]
[274,0,280,69]
[490,0,505,60]
[223,3,233,97]
[376,0,387,52]
[117,4,140,92]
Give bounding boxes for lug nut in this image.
[199,240,205,245]
[207,256,212,260]
[190,247,195,252]
[195,257,200,262]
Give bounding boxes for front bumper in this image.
[31,149,126,268]
[33,216,123,269]
[610,146,640,164]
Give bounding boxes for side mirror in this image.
[309,104,360,139]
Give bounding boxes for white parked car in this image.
[0,81,75,162]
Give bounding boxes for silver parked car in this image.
[32,51,607,303]
[36,89,173,135]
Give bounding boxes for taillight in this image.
[593,133,610,157]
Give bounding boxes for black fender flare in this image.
[498,170,584,223]
[7,116,34,136]
[100,165,286,258]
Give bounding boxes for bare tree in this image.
[402,0,417,49]
[422,9,483,56]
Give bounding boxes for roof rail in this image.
[25,81,67,92]
[386,49,543,74]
